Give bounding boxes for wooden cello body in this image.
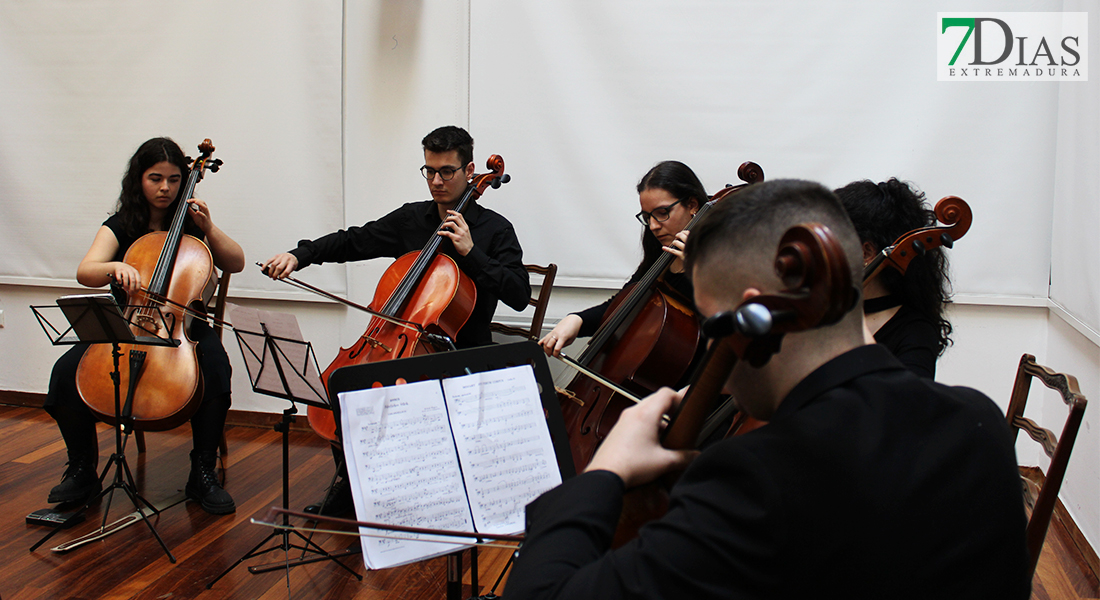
[307,156,510,441]
[76,140,221,431]
[308,253,477,440]
[558,161,764,471]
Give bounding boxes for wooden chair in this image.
[1005,353,1088,576]
[134,271,232,459]
[490,263,558,340]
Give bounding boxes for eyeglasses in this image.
[635,199,683,225]
[421,165,463,181]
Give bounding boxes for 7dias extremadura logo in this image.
[938,12,1088,81]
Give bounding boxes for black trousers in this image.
[45,324,232,462]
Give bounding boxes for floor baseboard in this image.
[0,389,315,432]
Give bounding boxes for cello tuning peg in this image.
[910,239,926,255]
[491,178,502,189]
[939,233,954,249]
[500,173,511,184]
[734,303,775,338]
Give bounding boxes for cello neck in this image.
[379,182,478,317]
[147,161,203,298]
[379,155,509,318]
[578,198,717,365]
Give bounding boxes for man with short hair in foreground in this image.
[505,179,1029,599]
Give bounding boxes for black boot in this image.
[303,475,355,517]
[48,455,100,504]
[186,450,235,515]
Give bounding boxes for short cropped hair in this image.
[685,179,863,298]
[422,126,474,167]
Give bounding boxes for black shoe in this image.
[48,458,101,504]
[304,475,354,517]
[185,450,235,515]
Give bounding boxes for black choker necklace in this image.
[864,294,903,314]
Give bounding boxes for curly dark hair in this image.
[114,137,190,238]
[834,178,953,355]
[631,161,707,280]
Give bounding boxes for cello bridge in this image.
[363,336,393,354]
[556,386,584,407]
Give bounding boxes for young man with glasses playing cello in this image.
[261,125,530,515]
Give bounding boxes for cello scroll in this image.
[863,195,971,282]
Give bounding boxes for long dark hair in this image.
[115,137,190,238]
[631,161,707,280]
[835,178,953,354]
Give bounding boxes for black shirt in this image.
[574,270,694,338]
[288,200,530,348]
[873,304,940,379]
[505,344,1030,600]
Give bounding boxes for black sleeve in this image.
[505,447,784,600]
[573,271,645,338]
[452,218,530,312]
[288,206,409,269]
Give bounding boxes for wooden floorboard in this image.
[0,403,1095,599]
[0,405,514,600]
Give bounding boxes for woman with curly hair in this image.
[835,178,953,379]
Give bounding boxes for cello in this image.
[863,195,972,282]
[306,155,512,441]
[613,222,858,546]
[558,161,764,471]
[76,140,223,430]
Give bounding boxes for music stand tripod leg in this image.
[31,341,176,563]
[207,406,362,589]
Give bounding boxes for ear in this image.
[861,241,878,263]
[464,161,476,182]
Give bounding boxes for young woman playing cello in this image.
[45,137,245,514]
[538,160,704,359]
[834,178,953,379]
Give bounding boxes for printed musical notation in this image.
[337,366,562,571]
[443,366,562,535]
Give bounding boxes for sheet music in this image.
[339,380,474,569]
[442,365,563,535]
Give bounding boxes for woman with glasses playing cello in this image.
[539,161,704,360]
[538,161,710,470]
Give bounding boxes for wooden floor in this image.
[0,405,514,600]
[0,403,1097,600]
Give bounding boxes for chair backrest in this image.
[209,271,231,341]
[1005,352,1088,576]
[489,263,558,340]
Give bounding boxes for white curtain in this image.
[0,1,345,296]
[469,0,1065,305]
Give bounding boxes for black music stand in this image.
[207,306,362,589]
[325,341,574,600]
[29,293,181,562]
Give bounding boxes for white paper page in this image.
[442,365,563,535]
[339,379,474,570]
